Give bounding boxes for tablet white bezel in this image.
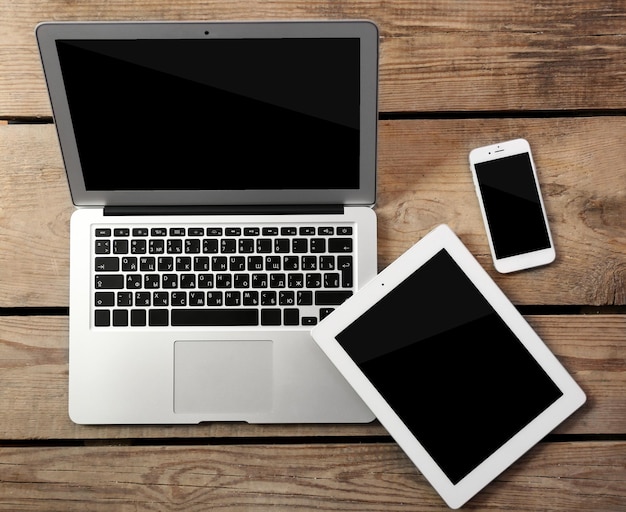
[311,224,585,509]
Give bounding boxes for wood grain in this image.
[1,118,624,307]
[0,314,623,440]
[1,1,625,116]
[0,441,623,511]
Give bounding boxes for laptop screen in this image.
[37,22,378,207]
[56,38,360,191]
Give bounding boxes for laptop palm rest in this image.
[174,340,273,414]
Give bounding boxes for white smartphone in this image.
[469,138,555,273]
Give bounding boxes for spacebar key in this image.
[171,309,259,326]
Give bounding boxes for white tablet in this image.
[311,224,586,509]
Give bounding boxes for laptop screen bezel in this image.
[36,20,379,208]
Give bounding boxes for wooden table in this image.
[1,1,625,510]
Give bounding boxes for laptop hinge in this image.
[103,204,345,216]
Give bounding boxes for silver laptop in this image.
[36,20,379,424]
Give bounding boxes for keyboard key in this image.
[95,275,124,289]
[274,239,290,253]
[140,257,156,271]
[185,239,201,253]
[113,239,129,254]
[328,238,353,253]
[220,239,236,253]
[95,292,115,307]
[113,309,129,326]
[149,309,169,326]
[171,309,259,326]
[338,256,353,287]
[162,274,178,288]
[306,273,322,288]
[292,239,308,253]
[203,239,218,253]
[131,309,147,326]
[315,290,353,305]
[302,256,316,270]
[153,292,168,306]
[284,308,300,326]
[297,290,313,305]
[261,291,277,306]
[243,291,259,306]
[131,240,146,254]
[188,291,205,306]
[261,309,281,326]
[167,239,183,254]
[310,239,325,253]
[95,240,111,254]
[257,239,272,253]
[225,291,241,306]
[324,273,340,288]
[206,291,223,306]
[239,239,254,253]
[171,292,187,306]
[126,274,142,289]
[95,257,119,272]
[136,292,151,306]
[122,257,138,271]
[149,239,164,254]
[319,256,335,270]
[117,292,132,307]
[279,291,295,306]
[94,310,110,326]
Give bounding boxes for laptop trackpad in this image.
[174,340,273,414]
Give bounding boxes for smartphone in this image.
[469,138,555,273]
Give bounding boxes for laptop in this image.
[36,20,379,424]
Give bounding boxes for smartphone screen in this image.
[474,151,551,259]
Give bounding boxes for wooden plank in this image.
[376,116,626,305]
[1,118,625,307]
[0,124,72,307]
[1,1,625,116]
[0,315,623,440]
[0,441,623,511]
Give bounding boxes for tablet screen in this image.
[335,248,563,484]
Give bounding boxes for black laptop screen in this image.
[55,38,361,191]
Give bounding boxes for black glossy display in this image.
[56,38,360,191]
[475,153,551,258]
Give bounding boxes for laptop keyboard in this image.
[92,223,355,327]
